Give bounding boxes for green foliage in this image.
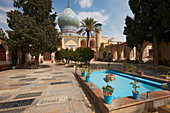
[5,0,60,58]
[55,49,65,60]
[0,28,6,38]
[129,81,140,91]
[128,65,137,74]
[98,63,101,68]
[75,47,94,63]
[104,65,109,73]
[80,65,86,73]
[86,67,94,77]
[123,61,128,69]
[102,78,114,94]
[70,51,80,62]
[102,85,114,94]
[167,71,170,83]
[77,17,98,47]
[124,0,170,65]
[99,47,106,53]
[108,54,113,62]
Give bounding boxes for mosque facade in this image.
[42,5,108,62]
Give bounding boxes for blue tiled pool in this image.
[90,70,162,99]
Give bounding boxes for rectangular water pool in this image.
[90,70,162,99]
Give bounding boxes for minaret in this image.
[96,23,102,60]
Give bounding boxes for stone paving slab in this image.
[10,83,31,87]
[0,63,93,113]
[19,78,37,82]
[14,92,42,99]
[36,96,68,106]
[0,108,26,113]
[0,98,35,109]
[0,95,11,101]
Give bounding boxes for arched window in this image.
[90,40,96,48]
[81,39,87,47]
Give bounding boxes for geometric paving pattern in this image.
[50,81,72,85]
[36,96,68,106]
[52,72,64,74]
[52,75,67,78]
[10,75,30,79]
[50,89,72,95]
[0,98,35,109]
[0,108,26,113]
[14,92,42,99]
[19,78,37,82]
[10,83,31,87]
[41,78,55,81]
[28,83,49,88]
[0,95,10,101]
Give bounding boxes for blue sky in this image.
[0,0,133,42]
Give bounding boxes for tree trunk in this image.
[153,36,159,66]
[35,55,39,66]
[87,31,90,47]
[138,44,143,64]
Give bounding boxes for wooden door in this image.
[43,52,51,61]
[0,45,6,61]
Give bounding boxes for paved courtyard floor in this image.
[0,63,93,113]
[0,61,169,113]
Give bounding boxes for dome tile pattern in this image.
[58,8,79,28]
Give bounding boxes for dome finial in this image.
[67,0,69,8]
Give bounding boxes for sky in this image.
[0,0,133,42]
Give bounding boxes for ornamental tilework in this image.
[58,8,79,28]
[64,38,78,45]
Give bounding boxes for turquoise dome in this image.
[58,7,79,30]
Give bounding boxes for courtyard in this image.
[0,63,93,113]
[0,61,170,113]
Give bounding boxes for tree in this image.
[5,0,60,65]
[0,28,6,38]
[77,17,98,47]
[55,48,65,60]
[75,47,94,63]
[125,0,170,65]
[70,51,80,64]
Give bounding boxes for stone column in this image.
[96,23,102,60]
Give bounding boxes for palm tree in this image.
[77,17,98,47]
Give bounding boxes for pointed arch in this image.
[90,39,96,48]
[81,39,87,47]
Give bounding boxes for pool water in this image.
[90,70,162,99]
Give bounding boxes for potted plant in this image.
[97,63,101,70]
[128,65,140,99]
[75,65,78,73]
[108,63,111,69]
[137,68,143,76]
[129,80,140,99]
[105,65,109,73]
[128,65,137,74]
[166,71,170,90]
[80,65,86,76]
[102,78,114,104]
[85,67,94,82]
[123,61,128,72]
